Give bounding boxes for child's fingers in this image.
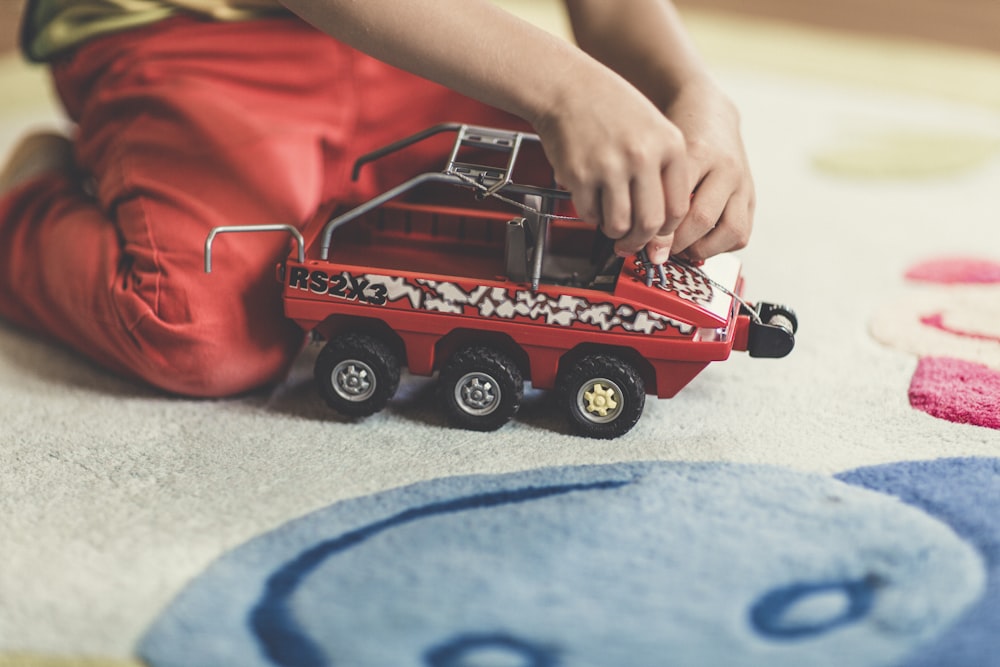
[612,171,666,256]
[571,182,602,229]
[599,178,631,242]
[662,157,693,227]
[670,170,729,254]
[681,185,754,260]
[627,158,692,262]
[613,159,690,258]
[645,231,674,265]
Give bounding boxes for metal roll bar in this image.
[204,224,305,273]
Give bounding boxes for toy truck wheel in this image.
[440,346,524,432]
[558,354,645,439]
[315,333,401,417]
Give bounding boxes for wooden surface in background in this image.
[674,0,1000,53]
[1,0,998,56]
[0,1,22,55]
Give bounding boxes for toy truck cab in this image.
[206,124,796,438]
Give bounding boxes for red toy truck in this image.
[206,124,796,438]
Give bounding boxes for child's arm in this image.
[279,0,747,262]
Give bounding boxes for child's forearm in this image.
[277,0,612,129]
[564,0,711,109]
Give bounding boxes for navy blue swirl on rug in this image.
[839,457,1000,666]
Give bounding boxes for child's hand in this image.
[532,67,693,263]
[660,80,755,262]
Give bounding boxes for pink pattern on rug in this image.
[919,313,1000,344]
[910,357,1000,429]
[905,258,1000,284]
[871,256,1000,430]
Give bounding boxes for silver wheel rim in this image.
[332,359,376,402]
[576,377,624,424]
[454,371,501,416]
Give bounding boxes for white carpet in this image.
[2,9,999,663]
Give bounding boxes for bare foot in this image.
[0,131,75,195]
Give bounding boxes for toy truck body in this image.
[206,124,795,438]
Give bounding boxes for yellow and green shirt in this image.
[21,0,289,62]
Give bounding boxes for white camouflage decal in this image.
[364,274,693,335]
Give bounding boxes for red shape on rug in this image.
[920,313,1000,344]
[905,258,1000,284]
[910,357,1000,429]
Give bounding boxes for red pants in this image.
[0,16,522,396]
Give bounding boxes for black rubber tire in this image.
[558,354,645,439]
[314,333,401,417]
[439,346,523,432]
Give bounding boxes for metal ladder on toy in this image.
[442,125,528,196]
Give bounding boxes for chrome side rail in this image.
[204,224,305,273]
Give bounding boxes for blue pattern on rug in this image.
[250,480,627,667]
[139,462,985,667]
[838,457,1000,666]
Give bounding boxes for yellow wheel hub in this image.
[584,382,618,417]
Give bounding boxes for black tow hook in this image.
[744,302,797,358]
